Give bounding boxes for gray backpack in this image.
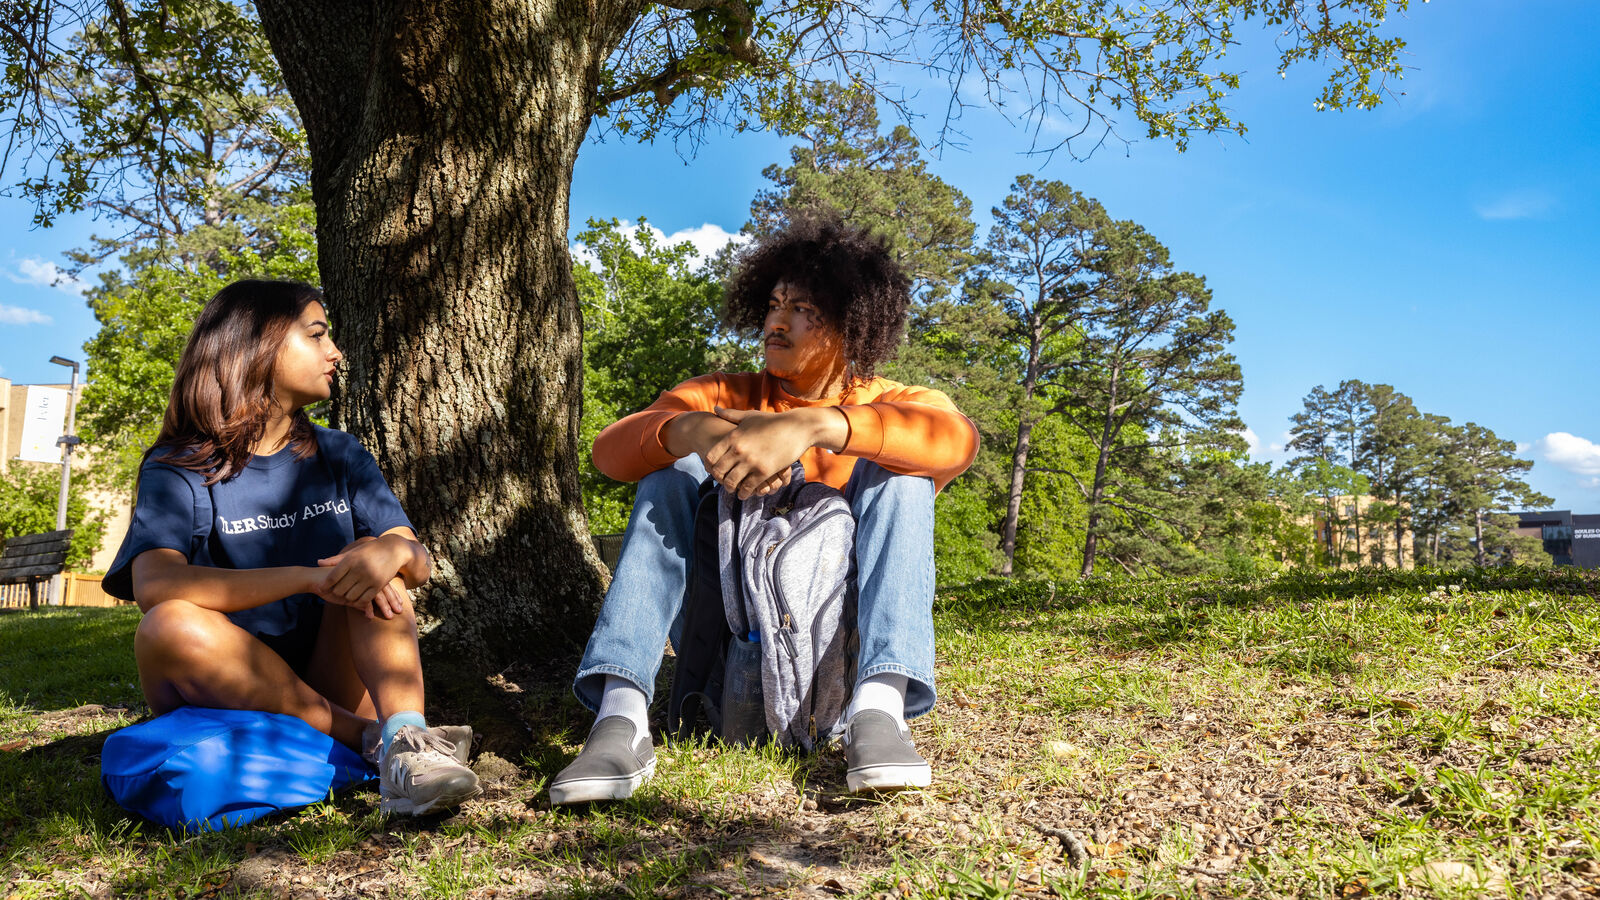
[716,463,856,749]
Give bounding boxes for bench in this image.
[0,530,74,610]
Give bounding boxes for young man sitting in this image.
[551,215,979,804]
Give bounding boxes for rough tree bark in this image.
[253,0,637,662]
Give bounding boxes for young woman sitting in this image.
[103,279,478,815]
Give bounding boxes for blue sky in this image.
[3,0,1597,510]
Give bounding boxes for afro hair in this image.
[723,212,910,380]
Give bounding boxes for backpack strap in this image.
[666,479,731,740]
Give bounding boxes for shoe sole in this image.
[846,762,932,793]
[380,781,482,816]
[548,758,657,806]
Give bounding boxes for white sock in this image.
[596,676,650,740]
[847,673,908,727]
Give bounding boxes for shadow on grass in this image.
[7,731,841,900]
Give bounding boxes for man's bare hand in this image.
[705,407,835,499]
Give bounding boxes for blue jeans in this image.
[574,455,938,720]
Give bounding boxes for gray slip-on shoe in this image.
[548,716,656,806]
[844,709,932,793]
[378,724,482,815]
[362,722,473,767]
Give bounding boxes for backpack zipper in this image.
[770,504,852,661]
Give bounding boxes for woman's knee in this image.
[134,600,230,668]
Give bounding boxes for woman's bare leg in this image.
[303,597,425,725]
[134,599,369,747]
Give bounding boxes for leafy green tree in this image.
[930,476,1003,586]
[0,467,108,570]
[1051,219,1245,576]
[1010,414,1091,578]
[9,2,305,245]
[4,0,1414,659]
[983,176,1106,576]
[80,201,319,490]
[1242,466,1322,570]
[1438,422,1549,567]
[1409,412,1458,565]
[574,218,755,533]
[1287,380,1377,564]
[1355,384,1426,567]
[1292,458,1369,565]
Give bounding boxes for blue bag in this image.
[101,706,375,832]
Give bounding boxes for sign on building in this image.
[17,386,69,464]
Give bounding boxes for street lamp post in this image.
[49,356,81,605]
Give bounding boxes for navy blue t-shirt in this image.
[104,425,414,637]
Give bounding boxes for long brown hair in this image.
[153,280,324,485]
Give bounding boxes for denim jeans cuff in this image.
[857,663,936,720]
[572,664,654,713]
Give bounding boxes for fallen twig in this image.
[1031,823,1090,868]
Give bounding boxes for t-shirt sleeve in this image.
[346,444,414,539]
[103,463,202,602]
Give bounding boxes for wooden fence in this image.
[0,573,126,609]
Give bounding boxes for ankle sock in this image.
[596,676,650,741]
[381,710,427,754]
[847,673,909,727]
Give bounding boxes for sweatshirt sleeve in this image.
[591,374,726,483]
[836,384,979,491]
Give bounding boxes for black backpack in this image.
[666,480,732,738]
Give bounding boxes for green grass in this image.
[2,567,1598,898]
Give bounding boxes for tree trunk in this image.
[255,0,634,663]
[1322,494,1336,565]
[1000,321,1043,577]
[1474,509,1486,567]
[1079,363,1119,578]
[1351,497,1363,565]
[999,415,1034,577]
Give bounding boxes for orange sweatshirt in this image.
[592,371,979,492]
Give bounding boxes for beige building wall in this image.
[1308,494,1416,569]
[2,380,133,573]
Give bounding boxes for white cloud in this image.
[1474,189,1555,221]
[1537,432,1600,477]
[6,256,83,293]
[0,303,53,325]
[1238,426,1296,464]
[570,221,747,270]
[666,223,747,261]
